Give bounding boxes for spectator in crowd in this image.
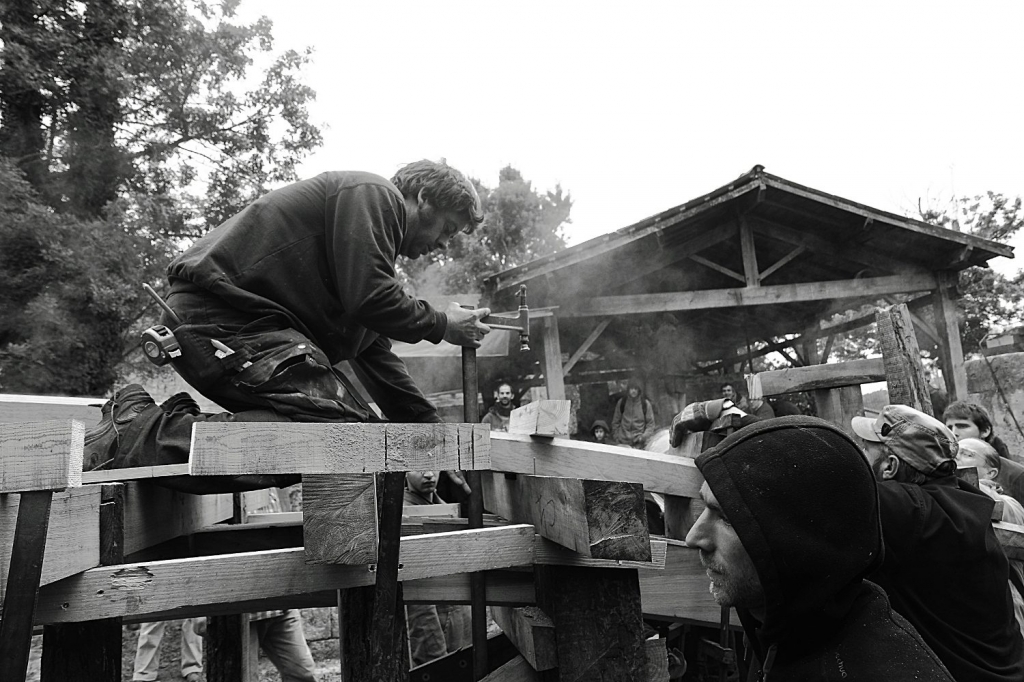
[404,470,472,667]
[721,382,775,420]
[132,619,203,682]
[685,415,953,680]
[852,405,1024,682]
[612,377,656,448]
[482,382,515,432]
[588,419,612,444]
[943,400,1024,507]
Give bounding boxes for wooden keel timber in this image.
[189,422,490,476]
[482,472,651,561]
[34,525,536,624]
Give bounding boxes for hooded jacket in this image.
[695,416,953,681]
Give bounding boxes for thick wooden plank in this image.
[483,472,651,561]
[41,484,124,682]
[0,486,101,598]
[302,474,378,565]
[541,317,566,401]
[35,525,536,624]
[535,565,646,680]
[564,273,938,318]
[0,394,101,426]
[0,491,52,682]
[994,521,1024,561]
[534,535,665,570]
[365,471,408,681]
[404,503,460,518]
[81,463,190,484]
[640,542,724,626]
[751,358,885,396]
[122,482,232,556]
[207,613,259,682]
[877,304,933,413]
[491,606,557,671]
[189,422,490,475]
[481,655,541,682]
[508,401,572,438]
[0,420,83,493]
[489,432,703,498]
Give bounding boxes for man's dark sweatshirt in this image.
[872,476,1024,682]
[168,171,446,422]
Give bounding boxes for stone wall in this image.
[965,352,1024,463]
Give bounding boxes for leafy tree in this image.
[0,0,321,394]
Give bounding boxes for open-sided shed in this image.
[482,165,1013,419]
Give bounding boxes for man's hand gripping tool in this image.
[481,285,530,351]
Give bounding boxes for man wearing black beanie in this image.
[685,415,953,680]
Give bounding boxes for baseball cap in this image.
[850,404,958,476]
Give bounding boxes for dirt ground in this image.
[27,620,343,682]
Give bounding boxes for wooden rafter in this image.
[562,318,611,375]
[688,254,745,283]
[739,216,761,287]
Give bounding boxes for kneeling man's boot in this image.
[84,384,156,470]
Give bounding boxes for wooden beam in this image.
[689,254,745,283]
[488,432,703,499]
[751,358,885,397]
[0,486,101,598]
[302,474,379,565]
[646,638,670,682]
[609,222,740,291]
[759,245,806,282]
[0,420,83,493]
[877,304,933,413]
[640,542,725,626]
[402,571,536,607]
[0,395,101,426]
[81,463,190,484]
[564,274,938,318]
[750,215,923,277]
[207,613,259,682]
[562,318,610,376]
[0,490,53,682]
[813,385,865,437]
[491,606,557,671]
[535,536,667,570]
[482,472,651,561]
[541,317,566,400]
[932,271,969,401]
[189,422,489,476]
[35,525,536,624]
[739,216,760,287]
[508,401,572,438]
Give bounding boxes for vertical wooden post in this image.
[534,565,646,681]
[339,472,409,682]
[542,316,566,400]
[41,484,125,682]
[932,271,969,402]
[463,346,488,679]
[208,613,258,682]
[662,433,705,541]
[877,304,933,412]
[813,386,865,437]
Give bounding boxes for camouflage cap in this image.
[851,404,958,476]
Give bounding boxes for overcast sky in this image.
[236,1,1023,275]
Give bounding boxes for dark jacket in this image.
[167,171,445,422]
[872,476,1024,682]
[696,416,953,681]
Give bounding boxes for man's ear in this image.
[880,454,901,481]
[417,188,431,210]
